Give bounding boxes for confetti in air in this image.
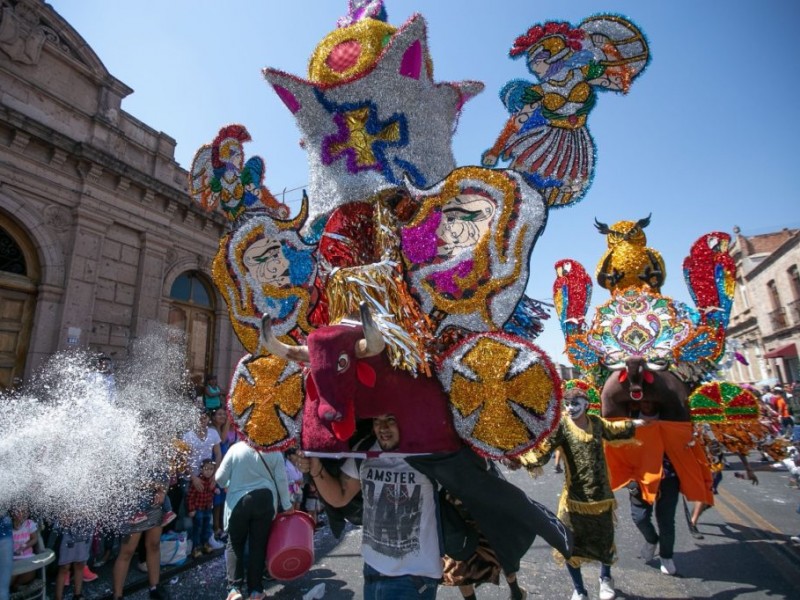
[0,326,199,531]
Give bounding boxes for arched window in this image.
[0,228,27,275]
[169,272,212,306]
[168,271,215,386]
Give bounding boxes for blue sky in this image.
[50,0,800,363]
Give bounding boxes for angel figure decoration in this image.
[482,16,649,208]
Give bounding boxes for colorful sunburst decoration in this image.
[437,332,561,458]
[566,288,719,372]
[689,381,768,456]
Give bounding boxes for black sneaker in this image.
[688,524,704,539]
[149,585,170,600]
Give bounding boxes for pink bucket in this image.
[266,510,315,581]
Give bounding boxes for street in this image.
[83,452,799,600]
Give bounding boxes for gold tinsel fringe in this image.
[760,437,790,462]
[518,437,554,472]
[326,259,434,376]
[605,437,642,448]
[566,498,616,516]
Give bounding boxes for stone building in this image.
[0,0,242,390]
[723,226,800,386]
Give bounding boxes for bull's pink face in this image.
[612,358,658,402]
[306,325,364,441]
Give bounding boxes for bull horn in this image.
[635,213,652,230]
[355,302,386,358]
[260,315,310,363]
[594,218,611,235]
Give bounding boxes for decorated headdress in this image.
[563,379,601,416]
[510,21,584,59]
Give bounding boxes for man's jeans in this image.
[363,563,438,599]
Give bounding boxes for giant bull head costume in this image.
[260,303,461,454]
[261,302,573,572]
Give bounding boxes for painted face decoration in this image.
[242,237,292,288]
[435,194,495,260]
[565,395,589,420]
[400,167,547,334]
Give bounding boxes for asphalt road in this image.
[75,451,800,600]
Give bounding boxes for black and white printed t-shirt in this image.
[341,444,442,579]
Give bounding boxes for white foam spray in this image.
[0,326,199,531]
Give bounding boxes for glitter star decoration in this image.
[263,14,484,222]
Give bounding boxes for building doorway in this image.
[167,271,216,393]
[0,213,39,390]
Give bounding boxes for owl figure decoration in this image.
[594,214,665,293]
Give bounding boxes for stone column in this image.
[55,205,111,351]
[131,231,168,339]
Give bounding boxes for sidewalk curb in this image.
[95,549,224,600]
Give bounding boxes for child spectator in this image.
[302,481,322,528]
[285,451,304,510]
[54,524,92,600]
[10,505,38,590]
[187,459,218,558]
[203,375,225,411]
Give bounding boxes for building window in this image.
[168,271,215,386]
[767,279,787,329]
[740,284,749,309]
[169,272,212,307]
[788,266,800,324]
[790,266,800,300]
[0,228,26,275]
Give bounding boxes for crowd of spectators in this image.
[1,365,324,600]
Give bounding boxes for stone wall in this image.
[0,0,242,382]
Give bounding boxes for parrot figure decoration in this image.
[553,258,592,336]
[594,214,665,293]
[682,232,736,332]
[189,125,288,221]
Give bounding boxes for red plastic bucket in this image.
[266,510,315,581]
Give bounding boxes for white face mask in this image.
[565,396,589,421]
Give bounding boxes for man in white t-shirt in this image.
[298,414,440,599]
[183,412,223,479]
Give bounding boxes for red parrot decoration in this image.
[682,232,736,332]
[553,258,592,336]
